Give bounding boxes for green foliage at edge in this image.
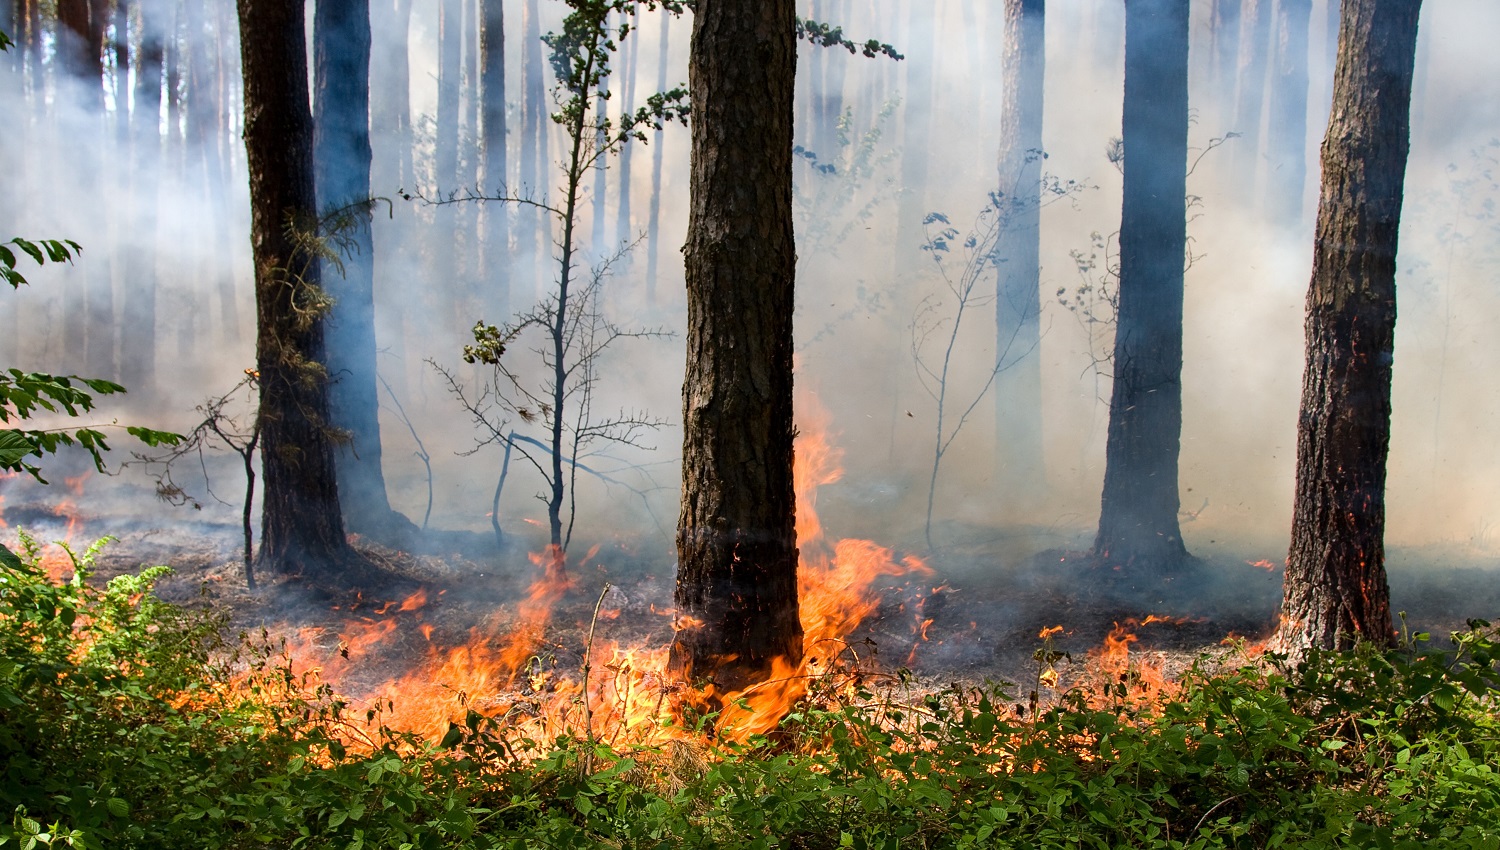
[3,535,1500,849]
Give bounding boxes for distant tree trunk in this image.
[433,0,461,328]
[480,0,509,320]
[643,8,669,307]
[370,0,413,395]
[613,15,636,260]
[670,0,802,695]
[993,0,1046,512]
[1213,0,1242,111]
[236,0,350,575]
[1094,0,1190,571]
[57,0,108,377]
[120,0,167,393]
[315,0,409,542]
[892,2,935,273]
[1272,0,1420,657]
[1232,0,1272,183]
[591,38,610,252]
[1268,0,1311,224]
[518,0,547,307]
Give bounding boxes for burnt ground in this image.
[8,491,1499,709]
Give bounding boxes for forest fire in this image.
[249,404,938,747]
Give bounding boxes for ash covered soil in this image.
[21,505,1498,703]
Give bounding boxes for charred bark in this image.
[993,0,1046,510]
[669,0,802,694]
[236,0,350,576]
[1272,0,1421,657]
[314,0,412,543]
[1093,0,1190,572]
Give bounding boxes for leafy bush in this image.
[2,537,1498,849]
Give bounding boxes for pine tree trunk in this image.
[993,0,1047,512]
[315,0,409,541]
[1094,0,1190,572]
[120,0,167,394]
[670,0,802,695]
[518,0,547,308]
[1232,0,1272,183]
[1272,0,1421,657]
[236,0,350,576]
[643,7,669,308]
[613,18,635,261]
[370,0,413,396]
[433,0,462,331]
[1268,0,1312,224]
[480,0,509,320]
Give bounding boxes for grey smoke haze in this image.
[2,0,1499,567]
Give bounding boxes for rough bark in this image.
[1094,0,1190,571]
[236,0,350,575]
[1268,0,1312,223]
[1272,0,1421,657]
[993,0,1047,511]
[670,0,802,694]
[314,0,410,541]
[480,0,509,320]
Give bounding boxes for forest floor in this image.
[8,483,1498,715]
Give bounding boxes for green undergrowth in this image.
[3,536,1499,850]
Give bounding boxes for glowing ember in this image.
[1248,559,1277,571]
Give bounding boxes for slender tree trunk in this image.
[370,0,413,395]
[433,0,462,329]
[1268,0,1312,224]
[120,0,167,394]
[236,0,350,576]
[1093,0,1190,572]
[315,0,409,541]
[1272,0,1420,657]
[57,0,107,377]
[670,0,801,695]
[1213,0,1242,116]
[892,1,935,274]
[518,0,547,307]
[613,16,636,263]
[591,33,610,253]
[480,0,509,320]
[993,0,1047,512]
[643,7,669,308]
[1233,0,1272,183]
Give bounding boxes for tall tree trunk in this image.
[1272,0,1420,657]
[670,0,801,695]
[433,0,462,331]
[613,14,635,263]
[236,0,350,575]
[892,1,935,274]
[1093,0,1190,571]
[643,7,669,308]
[370,0,413,395]
[993,0,1047,512]
[57,0,107,377]
[120,0,167,394]
[480,0,508,320]
[315,0,409,541]
[1213,0,1243,115]
[591,30,610,254]
[1268,0,1312,224]
[1233,0,1272,184]
[518,0,547,308]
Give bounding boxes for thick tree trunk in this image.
[480,0,509,320]
[1272,0,1420,657]
[993,0,1047,512]
[643,8,669,308]
[1268,0,1312,224]
[236,0,350,575]
[670,0,802,694]
[1093,0,1190,572]
[120,0,167,394]
[314,0,409,542]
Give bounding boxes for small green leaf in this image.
[107,797,131,817]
